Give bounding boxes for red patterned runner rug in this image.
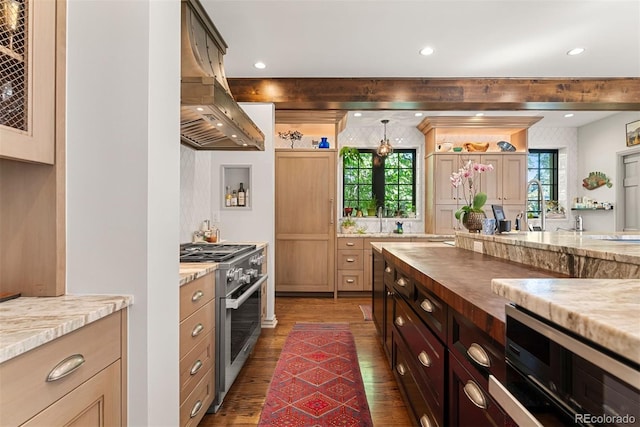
[258,323,373,426]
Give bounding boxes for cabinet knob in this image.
[394,316,405,327]
[396,363,407,376]
[467,343,491,368]
[384,266,392,274]
[396,277,407,287]
[463,380,488,409]
[190,359,203,376]
[191,323,204,337]
[386,291,394,297]
[420,298,434,313]
[418,351,432,367]
[191,290,204,302]
[46,354,86,382]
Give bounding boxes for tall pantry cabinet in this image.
[419,116,541,234]
[275,149,337,293]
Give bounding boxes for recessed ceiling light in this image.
[567,47,585,56]
[564,113,574,118]
[217,123,223,127]
[254,62,266,69]
[196,107,204,112]
[231,134,237,138]
[419,46,434,56]
[475,113,484,117]
[354,112,362,117]
[414,112,423,117]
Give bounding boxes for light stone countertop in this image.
[337,232,453,239]
[0,295,132,363]
[491,278,640,365]
[461,231,640,266]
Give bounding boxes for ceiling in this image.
[201,0,639,128]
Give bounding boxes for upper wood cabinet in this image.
[0,0,66,297]
[275,149,336,293]
[420,117,537,233]
[0,0,59,164]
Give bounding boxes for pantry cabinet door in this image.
[275,150,336,292]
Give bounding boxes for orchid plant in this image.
[450,160,494,220]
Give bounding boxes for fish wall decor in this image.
[582,171,612,190]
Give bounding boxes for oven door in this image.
[220,275,266,394]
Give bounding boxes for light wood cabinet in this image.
[0,0,60,164]
[420,116,538,233]
[0,0,66,297]
[179,272,215,427]
[0,310,127,426]
[275,149,336,293]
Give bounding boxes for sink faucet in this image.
[378,206,384,232]
[527,179,546,231]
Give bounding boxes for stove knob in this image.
[226,268,236,282]
[239,274,251,285]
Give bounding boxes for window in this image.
[527,149,558,217]
[343,149,416,216]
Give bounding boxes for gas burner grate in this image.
[179,243,256,263]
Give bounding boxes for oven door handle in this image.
[226,275,267,310]
[488,375,543,427]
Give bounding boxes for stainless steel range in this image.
[180,243,266,413]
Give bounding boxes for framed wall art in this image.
[626,119,640,147]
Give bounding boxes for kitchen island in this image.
[373,234,639,427]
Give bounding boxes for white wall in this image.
[578,112,640,232]
[180,104,277,324]
[66,1,180,425]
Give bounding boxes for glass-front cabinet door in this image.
[0,0,56,164]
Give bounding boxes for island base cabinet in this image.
[22,361,121,427]
[393,336,443,427]
[449,353,506,427]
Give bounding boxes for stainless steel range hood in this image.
[180,0,265,151]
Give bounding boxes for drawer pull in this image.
[191,323,204,337]
[346,242,355,246]
[190,400,203,418]
[346,258,356,263]
[384,266,392,273]
[46,354,86,382]
[346,279,355,284]
[396,278,407,287]
[394,316,405,327]
[419,414,434,427]
[396,363,406,376]
[418,351,432,367]
[191,290,204,302]
[420,298,434,313]
[463,380,487,409]
[467,343,491,368]
[190,359,203,376]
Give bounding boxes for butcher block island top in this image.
[0,295,132,363]
[492,278,640,364]
[379,242,562,344]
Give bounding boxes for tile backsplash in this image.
[180,145,212,243]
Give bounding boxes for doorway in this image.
[622,152,640,231]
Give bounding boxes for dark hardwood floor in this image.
[198,296,413,426]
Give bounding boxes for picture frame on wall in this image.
[626,119,640,147]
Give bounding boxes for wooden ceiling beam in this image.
[228,78,640,111]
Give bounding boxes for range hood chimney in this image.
[180,0,265,151]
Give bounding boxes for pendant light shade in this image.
[377,119,393,157]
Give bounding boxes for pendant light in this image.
[377,119,393,157]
